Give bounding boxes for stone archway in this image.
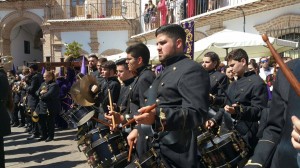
[0,11,44,66]
[255,14,300,36]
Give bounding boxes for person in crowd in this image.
[103,43,156,159]
[36,71,61,142]
[202,52,228,117]
[19,68,30,128]
[167,0,175,23]
[88,54,99,77]
[11,74,22,127]
[224,65,235,83]
[148,0,157,30]
[104,58,136,132]
[26,64,43,140]
[55,69,69,129]
[95,57,107,86]
[157,0,168,26]
[129,24,210,167]
[0,65,13,168]
[259,56,274,81]
[97,61,121,114]
[248,61,259,75]
[206,49,268,166]
[245,58,300,168]
[144,4,151,31]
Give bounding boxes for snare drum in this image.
[198,131,249,168]
[91,131,129,167]
[125,148,166,168]
[69,106,95,126]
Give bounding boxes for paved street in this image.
[4,127,89,168]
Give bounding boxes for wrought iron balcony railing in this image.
[46,2,138,20]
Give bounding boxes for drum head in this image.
[77,110,95,126]
[205,133,230,149]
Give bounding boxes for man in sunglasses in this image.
[259,57,274,82]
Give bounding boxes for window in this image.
[24,41,30,54]
[267,27,300,59]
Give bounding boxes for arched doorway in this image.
[0,11,44,69]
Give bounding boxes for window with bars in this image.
[267,27,300,59]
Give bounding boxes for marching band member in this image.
[26,64,43,140]
[36,71,61,142]
[246,58,300,168]
[206,49,268,166]
[104,58,136,131]
[0,65,13,168]
[132,24,210,167]
[202,52,229,117]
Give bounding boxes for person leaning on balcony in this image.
[148,0,157,30]
[157,0,168,26]
[144,4,151,31]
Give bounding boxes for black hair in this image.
[226,48,249,65]
[126,43,150,65]
[29,64,38,71]
[204,52,221,69]
[155,24,186,49]
[101,60,117,73]
[88,54,98,60]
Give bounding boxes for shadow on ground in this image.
[5,144,66,155]
[6,151,71,163]
[24,160,86,168]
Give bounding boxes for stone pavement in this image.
[4,126,89,168]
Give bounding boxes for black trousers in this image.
[13,103,20,124]
[0,136,4,168]
[38,114,55,139]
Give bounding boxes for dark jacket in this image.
[98,77,121,113]
[245,58,300,168]
[145,55,210,168]
[26,72,43,110]
[36,80,61,115]
[214,71,268,149]
[0,69,12,136]
[117,77,135,114]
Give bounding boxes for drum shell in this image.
[198,132,249,168]
[125,148,166,168]
[91,131,128,167]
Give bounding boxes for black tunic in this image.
[26,72,43,111]
[245,58,300,168]
[213,71,268,149]
[146,55,210,168]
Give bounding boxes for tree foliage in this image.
[64,41,83,58]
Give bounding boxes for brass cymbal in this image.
[70,81,94,106]
[80,75,97,103]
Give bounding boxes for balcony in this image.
[46,2,137,21]
[141,0,261,33]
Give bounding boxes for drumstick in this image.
[92,117,112,127]
[127,140,134,162]
[122,104,157,128]
[108,89,116,129]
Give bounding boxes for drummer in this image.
[104,58,135,132]
[131,24,210,167]
[91,61,120,128]
[206,49,268,165]
[202,52,229,118]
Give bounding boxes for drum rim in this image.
[77,110,95,126]
[202,132,236,152]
